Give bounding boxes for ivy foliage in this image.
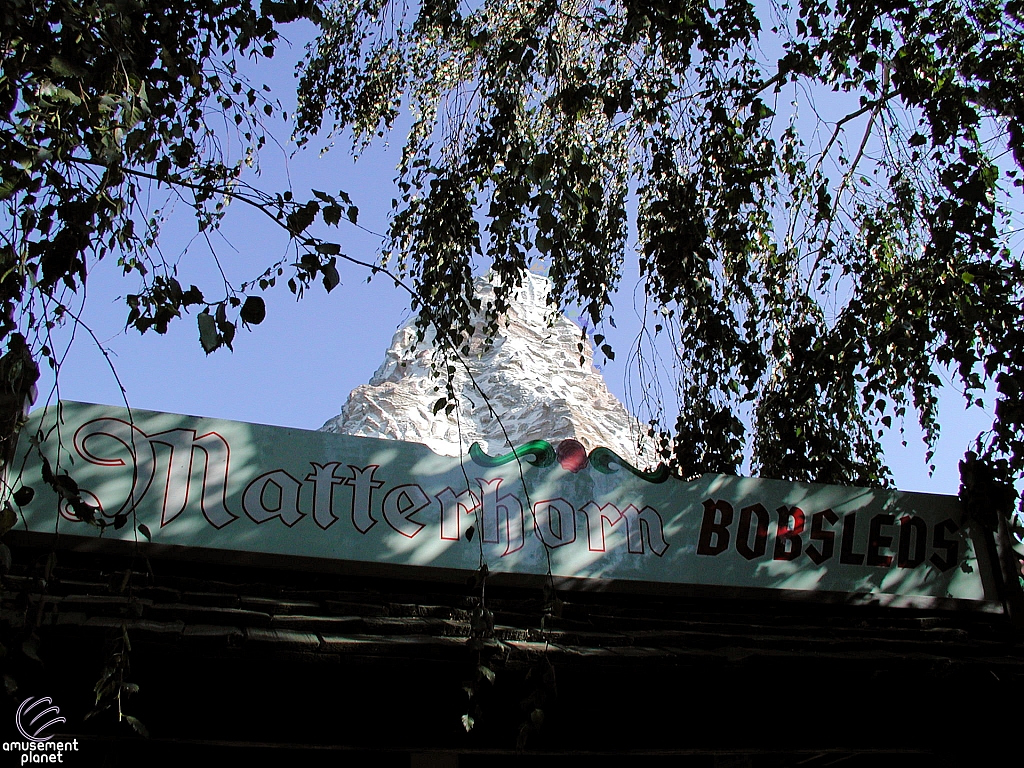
[297,0,1024,514]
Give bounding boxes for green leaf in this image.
[0,503,17,535]
[530,153,555,179]
[517,723,530,750]
[47,86,82,106]
[322,206,342,226]
[49,471,79,498]
[285,201,319,235]
[198,312,220,353]
[461,714,475,732]
[21,637,41,664]
[182,285,204,306]
[125,715,149,739]
[240,296,266,325]
[49,55,87,79]
[815,183,832,221]
[322,259,341,292]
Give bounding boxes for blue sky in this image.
[32,18,995,498]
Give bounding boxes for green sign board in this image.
[8,402,1000,609]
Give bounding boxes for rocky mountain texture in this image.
[321,271,658,467]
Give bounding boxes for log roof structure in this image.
[4,532,1022,767]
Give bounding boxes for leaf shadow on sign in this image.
[10,402,997,607]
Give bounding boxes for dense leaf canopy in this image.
[296,0,1024,513]
[1,0,1023,520]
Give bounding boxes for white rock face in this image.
[321,271,658,468]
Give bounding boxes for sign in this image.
[8,402,1000,608]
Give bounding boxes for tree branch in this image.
[64,155,416,300]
